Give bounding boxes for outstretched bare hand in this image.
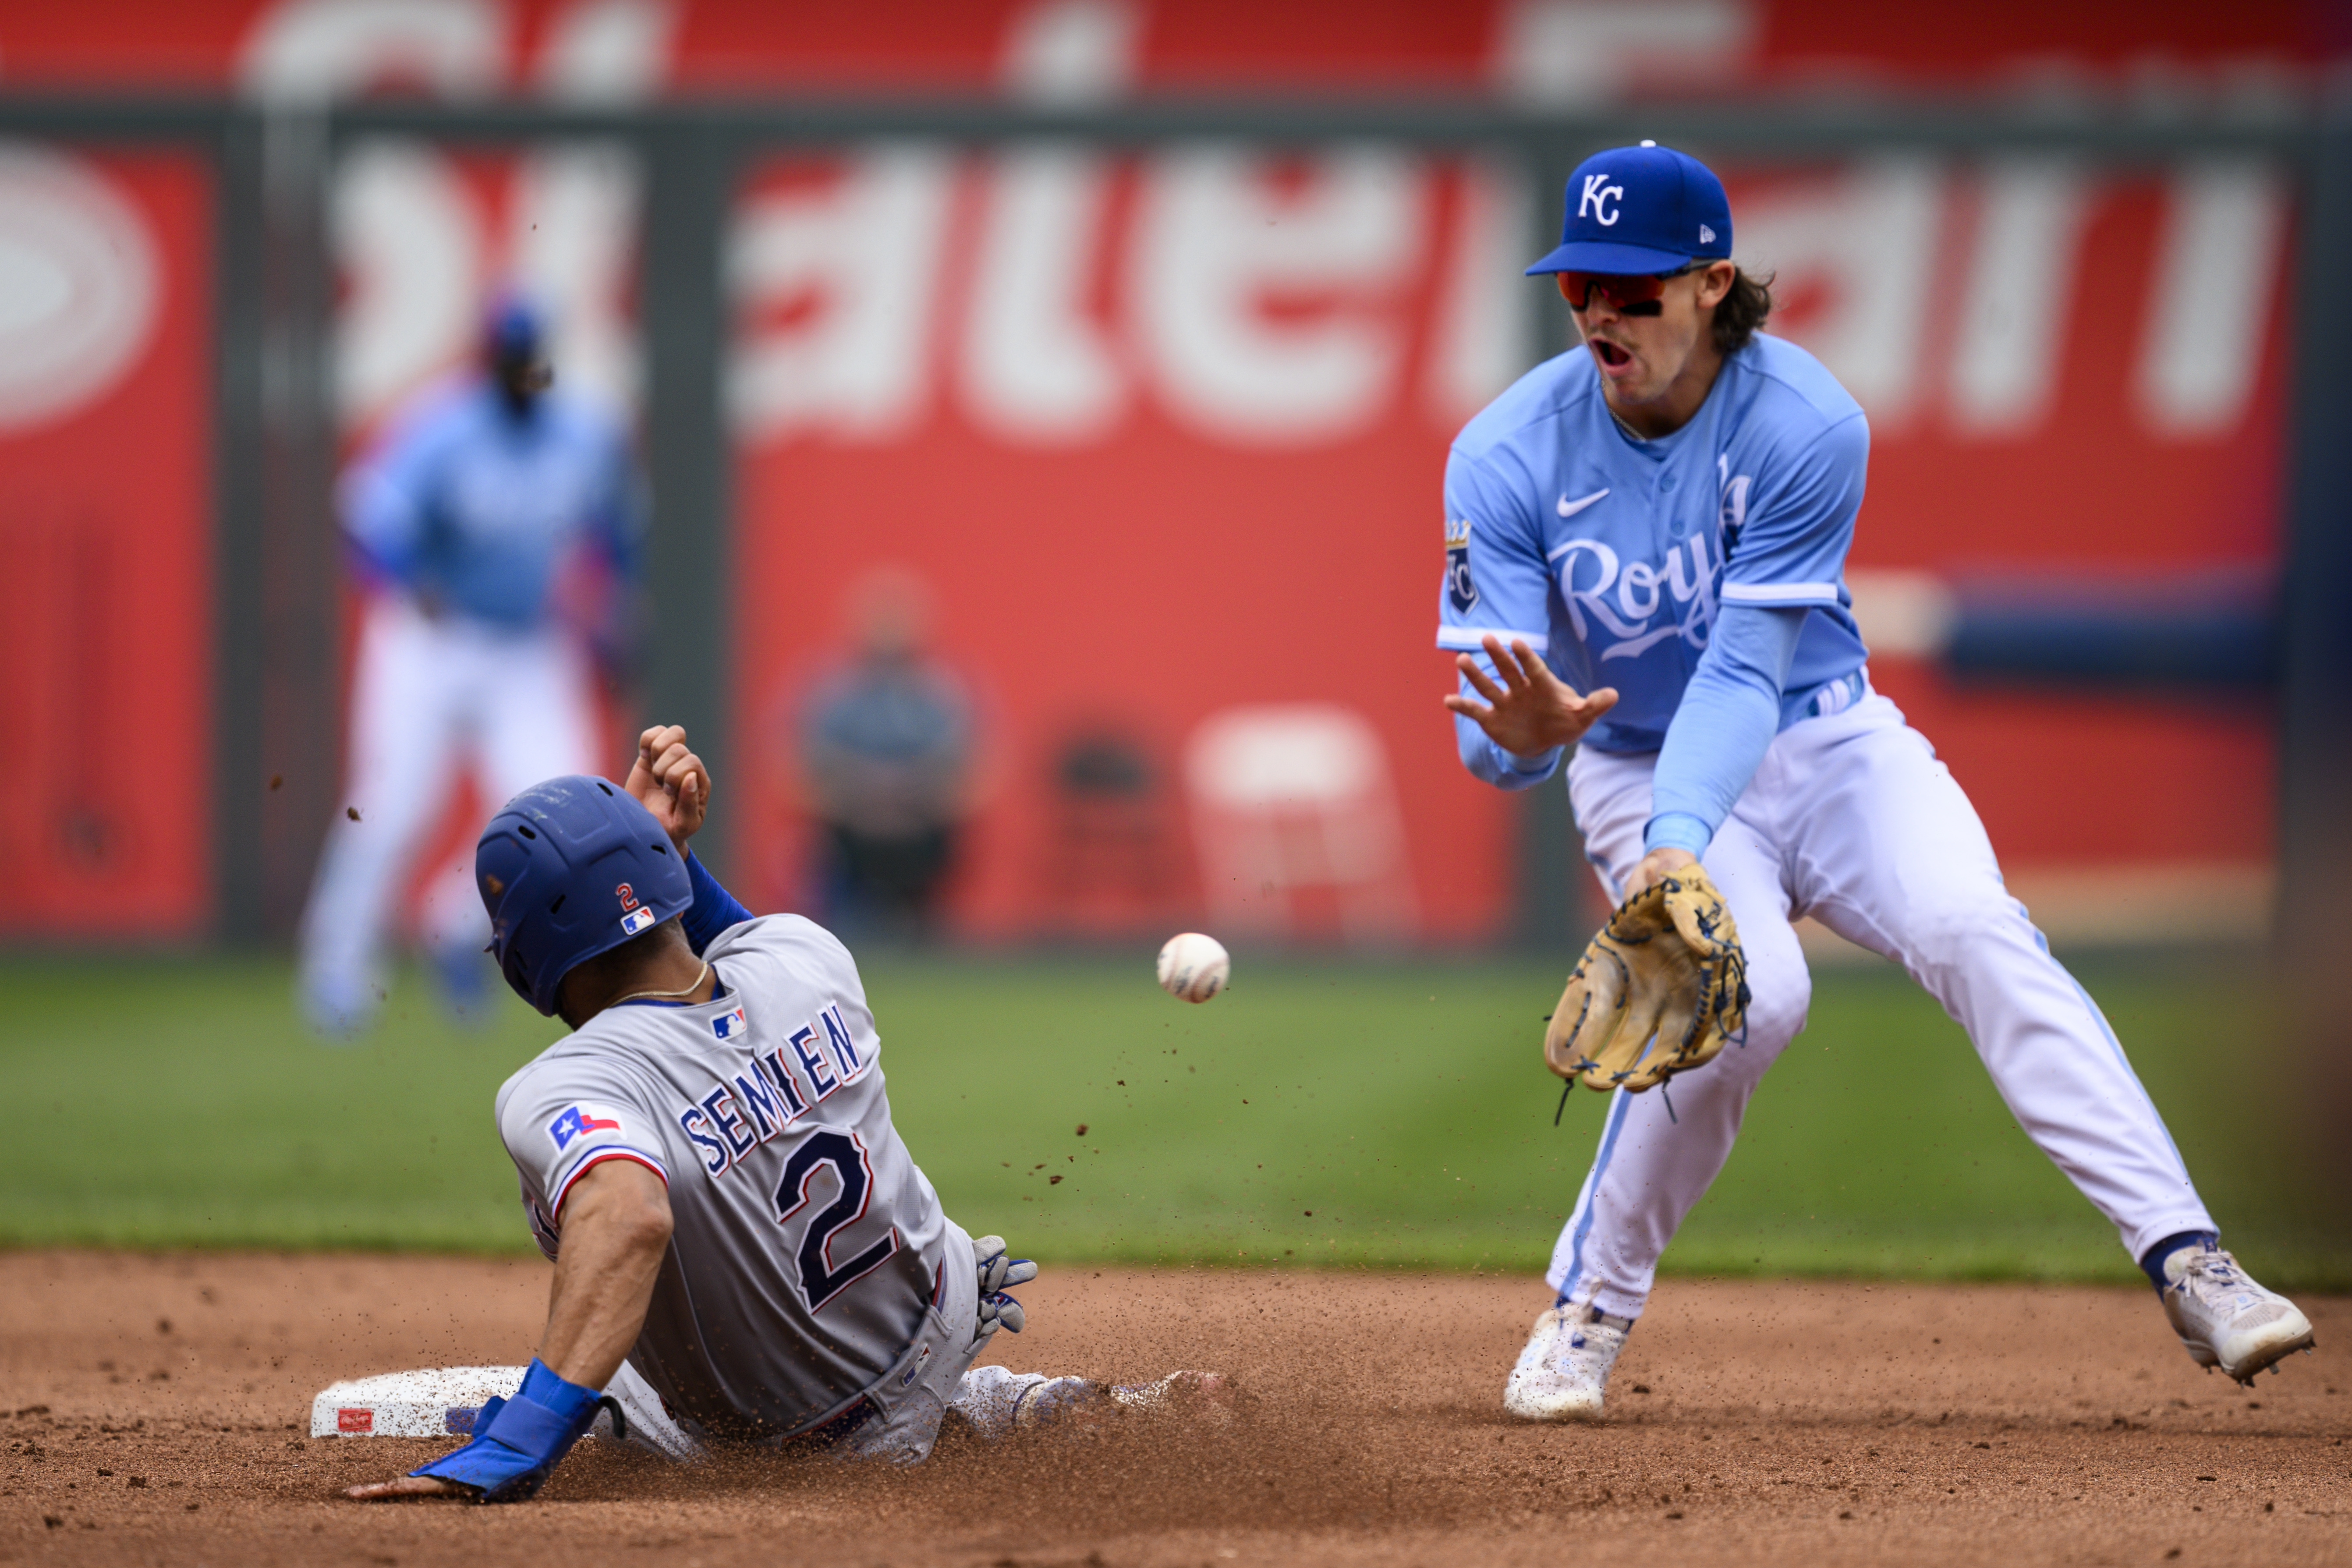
[1442,636,1620,760]
[626,724,710,851]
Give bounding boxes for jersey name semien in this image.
[493,915,951,1439]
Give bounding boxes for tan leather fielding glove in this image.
[1544,864,1750,1094]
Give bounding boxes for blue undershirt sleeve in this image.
[680,850,755,955]
[1453,680,1566,790]
[1644,604,1808,856]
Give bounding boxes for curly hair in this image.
[1712,266,1775,356]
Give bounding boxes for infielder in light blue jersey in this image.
[1438,144,2314,1422]
[299,300,642,1035]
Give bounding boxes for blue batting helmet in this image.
[475,776,693,1017]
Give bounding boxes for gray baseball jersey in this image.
[493,914,958,1441]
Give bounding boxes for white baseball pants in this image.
[594,1362,1102,1463]
[1547,691,2215,1318]
[297,596,599,1030]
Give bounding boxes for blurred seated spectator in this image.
[799,569,976,937]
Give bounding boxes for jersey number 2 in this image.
[774,1131,900,1313]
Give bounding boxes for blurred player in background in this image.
[1438,145,2314,1423]
[795,569,978,938]
[297,298,644,1036]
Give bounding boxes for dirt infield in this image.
[0,1253,2344,1566]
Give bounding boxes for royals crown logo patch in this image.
[1445,518,1479,612]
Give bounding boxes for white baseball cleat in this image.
[1108,1368,1233,1423]
[949,1366,1236,1441]
[1502,1303,1631,1422]
[948,1366,1105,1439]
[298,973,378,1040]
[2159,1243,2316,1384]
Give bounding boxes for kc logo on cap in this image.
[1578,173,1626,227]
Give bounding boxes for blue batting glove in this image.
[410,1359,601,1503]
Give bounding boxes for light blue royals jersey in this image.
[340,378,642,630]
[1437,334,1871,754]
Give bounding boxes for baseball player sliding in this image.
[350,727,1214,1501]
[299,300,640,1035]
[1438,144,2314,1423]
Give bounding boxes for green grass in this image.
[0,951,2341,1288]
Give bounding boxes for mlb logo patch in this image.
[620,905,658,935]
[548,1104,623,1151]
[713,1004,747,1041]
[337,1408,373,1433]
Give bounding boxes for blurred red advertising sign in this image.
[0,149,212,940]
[0,1,2331,96]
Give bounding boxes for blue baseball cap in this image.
[483,295,546,363]
[1526,142,1733,276]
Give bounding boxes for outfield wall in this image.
[0,0,2331,942]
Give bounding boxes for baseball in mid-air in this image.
[1156,932,1230,1004]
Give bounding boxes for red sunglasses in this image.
[1555,262,1703,315]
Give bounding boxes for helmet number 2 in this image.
[773,1130,902,1313]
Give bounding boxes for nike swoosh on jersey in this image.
[1556,488,1610,517]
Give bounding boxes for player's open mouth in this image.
[1590,340,1633,372]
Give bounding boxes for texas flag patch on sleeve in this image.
[547,1104,625,1151]
[712,1003,748,1041]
